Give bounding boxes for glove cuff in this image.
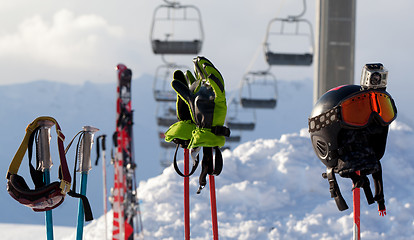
[188,127,226,148]
[165,120,196,142]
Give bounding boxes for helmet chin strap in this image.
[323,159,385,213]
[323,167,348,211]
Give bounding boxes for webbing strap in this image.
[211,126,231,137]
[197,147,223,194]
[372,162,386,212]
[325,168,349,211]
[350,172,375,205]
[6,116,71,194]
[68,190,94,221]
[173,144,199,178]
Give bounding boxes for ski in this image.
[112,64,143,240]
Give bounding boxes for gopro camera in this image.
[360,63,388,89]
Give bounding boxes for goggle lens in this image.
[340,91,396,127]
[375,93,396,123]
[341,94,371,126]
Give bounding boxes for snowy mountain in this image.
[1,77,413,239]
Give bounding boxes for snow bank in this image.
[70,120,414,240]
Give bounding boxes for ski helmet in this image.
[308,84,397,212]
[309,84,397,176]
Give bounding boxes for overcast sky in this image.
[0,0,413,121]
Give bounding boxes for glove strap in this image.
[211,126,230,137]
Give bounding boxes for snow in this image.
[0,224,74,240]
[1,77,414,239]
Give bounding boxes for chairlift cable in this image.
[234,0,286,106]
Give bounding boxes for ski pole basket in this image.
[153,63,189,102]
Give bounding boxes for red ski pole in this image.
[353,170,361,240]
[209,175,219,240]
[184,148,190,240]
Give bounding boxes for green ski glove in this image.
[172,56,230,149]
[164,70,196,146]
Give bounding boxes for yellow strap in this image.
[6,116,59,178]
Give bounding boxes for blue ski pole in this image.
[76,126,99,240]
[38,119,56,240]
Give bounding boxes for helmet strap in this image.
[323,167,349,211]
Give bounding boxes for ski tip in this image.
[116,63,133,81]
[116,63,127,71]
[116,63,127,76]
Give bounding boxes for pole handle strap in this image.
[173,144,199,178]
[68,190,94,221]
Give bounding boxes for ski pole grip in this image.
[38,120,55,171]
[78,126,99,173]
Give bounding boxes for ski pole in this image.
[184,148,190,240]
[209,175,219,240]
[95,135,108,240]
[353,170,361,240]
[76,126,99,240]
[38,119,55,240]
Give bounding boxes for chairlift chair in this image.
[153,63,188,102]
[156,102,178,127]
[239,71,278,109]
[227,121,255,131]
[150,2,204,55]
[158,131,176,148]
[221,146,231,151]
[225,135,241,143]
[226,99,256,131]
[160,158,172,168]
[159,148,174,168]
[263,17,314,66]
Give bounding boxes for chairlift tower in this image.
[314,0,356,103]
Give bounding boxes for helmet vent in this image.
[316,140,328,158]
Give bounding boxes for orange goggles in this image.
[339,90,397,127]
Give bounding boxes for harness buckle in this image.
[60,180,71,195]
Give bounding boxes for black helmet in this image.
[309,85,362,169]
[308,84,397,212]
